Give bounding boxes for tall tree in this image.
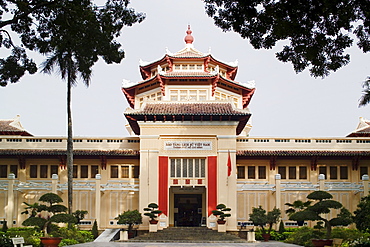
[39,0,144,213]
[204,0,369,78]
[0,0,144,213]
[204,0,369,104]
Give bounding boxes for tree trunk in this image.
[67,75,73,214]
[324,219,331,239]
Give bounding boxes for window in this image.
[248,166,255,179]
[73,165,78,178]
[237,166,245,179]
[138,91,162,107]
[340,166,348,179]
[81,165,88,178]
[214,91,239,107]
[169,89,208,101]
[0,165,7,178]
[110,165,139,179]
[288,167,296,179]
[111,166,119,178]
[0,165,18,178]
[330,166,338,179]
[91,165,99,178]
[40,165,48,178]
[360,166,368,180]
[50,165,58,177]
[258,166,266,179]
[121,166,130,178]
[299,166,307,179]
[319,166,327,178]
[170,158,205,178]
[30,165,37,178]
[278,166,286,179]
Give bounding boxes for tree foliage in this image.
[249,206,281,234]
[115,210,142,232]
[353,195,370,232]
[0,0,145,87]
[204,0,370,78]
[212,203,231,221]
[22,193,77,236]
[289,191,352,239]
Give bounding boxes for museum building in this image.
[1,26,370,232]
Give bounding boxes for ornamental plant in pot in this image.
[285,199,312,226]
[115,209,142,238]
[249,206,281,241]
[143,203,162,224]
[212,203,231,224]
[289,191,353,247]
[22,193,77,247]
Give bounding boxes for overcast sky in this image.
[1,0,369,138]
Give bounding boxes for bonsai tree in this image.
[285,200,312,226]
[249,206,281,235]
[115,209,142,235]
[21,202,42,218]
[72,210,88,224]
[143,203,162,223]
[290,191,353,239]
[212,203,231,223]
[22,193,76,237]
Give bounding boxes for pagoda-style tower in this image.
[122,26,255,231]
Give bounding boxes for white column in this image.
[275,174,281,209]
[95,174,101,229]
[51,174,58,194]
[6,173,15,228]
[318,174,325,191]
[362,174,369,196]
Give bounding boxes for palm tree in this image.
[41,50,89,213]
[37,0,144,213]
[359,76,370,107]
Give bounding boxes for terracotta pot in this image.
[40,237,63,247]
[311,239,333,247]
[149,220,158,224]
[262,233,271,242]
[217,220,226,225]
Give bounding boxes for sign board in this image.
[164,141,212,150]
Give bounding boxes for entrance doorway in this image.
[174,194,202,227]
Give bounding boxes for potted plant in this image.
[22,193,76,247]
[212,203,231,224]
[249,206,281,241]
[115,209,142,238]
[285,200,312,226]
[143,203,162,224]
[290,191,353,247]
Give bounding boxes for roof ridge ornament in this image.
[184,25,194,49]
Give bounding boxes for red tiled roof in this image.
[0,149,139,156]
[125,102,251,136]
[0,119,32,136]
[126,102,249,116]
[237,150,370,157]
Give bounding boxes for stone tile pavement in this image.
[66,241,302,247]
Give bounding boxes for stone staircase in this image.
[127,227,247,243]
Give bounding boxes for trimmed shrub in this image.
[59,238,79,246]
[5,227,42,247]
[284,226,324,247]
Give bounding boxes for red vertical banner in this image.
[158,156,168,216]
[227,150,232,176]
[207,156,217,216]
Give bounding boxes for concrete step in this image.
[128,227,246,243]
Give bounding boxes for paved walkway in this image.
[66,241,302,247]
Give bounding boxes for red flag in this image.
[227,151,232,176]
